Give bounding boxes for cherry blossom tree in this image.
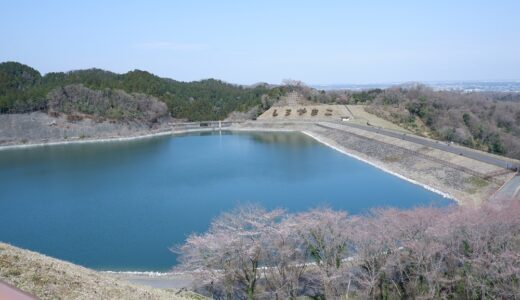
[175,202,520,299]
[175,205,284,300]
[291,208,352,299]
[261,217,308,299]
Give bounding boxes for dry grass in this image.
[0,243,203,300]
[466,176,491,188]
[347,105,410,133]
[383,155,403,163]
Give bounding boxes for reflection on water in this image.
[0,131,452,271]
[176,130,317,147]
[245,131,318,147]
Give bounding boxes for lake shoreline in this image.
[0,125,300,151]
[0,123,458,205]
[2,122,486,291]
[300,130,457,203]
[0,129,174,151]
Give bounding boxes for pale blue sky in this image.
[1,0,519,84]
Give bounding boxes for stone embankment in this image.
[0,112,172,148]
[236,121,517,205]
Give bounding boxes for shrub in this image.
[66,114,83,123]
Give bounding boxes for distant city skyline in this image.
[1,0,519,84]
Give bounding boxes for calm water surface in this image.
[0,131,452,271]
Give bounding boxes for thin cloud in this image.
[135,41,208,51]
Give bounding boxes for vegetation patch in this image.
[465,176,490,188]
[0,62,289,121]
[66,113,84,123]
[383,155,402,163]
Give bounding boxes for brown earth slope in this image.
[0,243,204,300]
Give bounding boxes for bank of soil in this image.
[0,243,203,300]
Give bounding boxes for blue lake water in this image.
[0,131,452,271]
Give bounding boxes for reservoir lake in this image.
[0,131,452,271]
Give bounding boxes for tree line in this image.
[0,62,288,121]
[175,203,520,299]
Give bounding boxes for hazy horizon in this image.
[2,1,519,85]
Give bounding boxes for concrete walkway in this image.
[492,172,520,201]
[0,280,37,300]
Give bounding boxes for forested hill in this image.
[0,62,286,121]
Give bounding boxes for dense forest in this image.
[299,85,520,159]
[177,203,520,299]
[0,62,286,121]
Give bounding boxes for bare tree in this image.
[175,202,520,299]
[292,208,352,299]
[433,203,520,299]
[386,207,448,298]
[261,217,308,299]
[350,208,402,298]
[175,205,284,300]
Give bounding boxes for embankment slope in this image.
[0,243,203,300]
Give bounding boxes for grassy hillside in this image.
[0,62,287,121]
[0,243,204,300]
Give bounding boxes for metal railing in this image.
[169,121,243,130]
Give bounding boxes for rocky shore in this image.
[0,112,174,149]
